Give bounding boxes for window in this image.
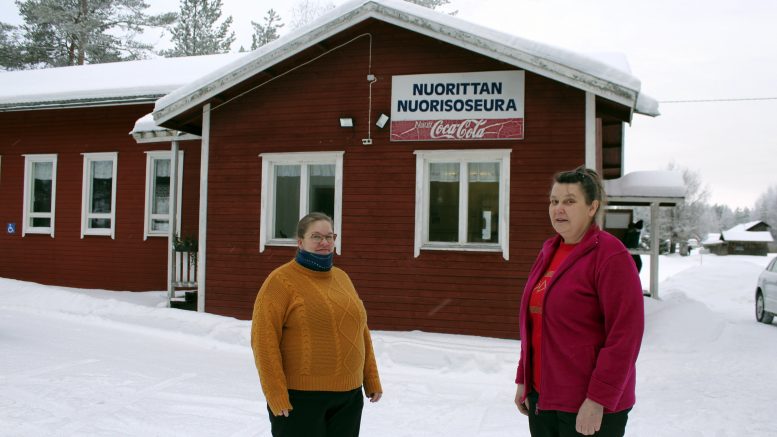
[259,151,343,253]
[81,152,118,238]
[144,151,183,239]
[23,154,58,237]
[414,149,511,259]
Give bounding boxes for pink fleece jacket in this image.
[516,225,644,413]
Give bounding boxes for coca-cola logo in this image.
[430,119,488,139]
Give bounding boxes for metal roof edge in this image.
[153,0,640,126]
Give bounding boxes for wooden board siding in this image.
[0,105,201,291]
[199,21,585,339]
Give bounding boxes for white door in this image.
[765,259,777,313]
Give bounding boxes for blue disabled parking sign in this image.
[7,223,16,234]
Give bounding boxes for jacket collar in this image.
[538,223,601,286]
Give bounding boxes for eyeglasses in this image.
[306,233,337,243]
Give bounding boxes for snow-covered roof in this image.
[604,171,686,203]
[0,53,247,111]
[702,233,723,246]
[153,0,656,126]
[722,222,774,243]
[130,113,201,143]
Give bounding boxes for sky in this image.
[2,251,777,435]
[1,0,776,208]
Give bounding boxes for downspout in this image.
[167,132,181,306]
[585,92,596,170]
[197,104,211,313]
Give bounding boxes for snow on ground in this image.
[1,252,776,436]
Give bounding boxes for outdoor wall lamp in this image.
[339,117,354,128]
[376,113,390,128]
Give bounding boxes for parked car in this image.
[755,257,777,324]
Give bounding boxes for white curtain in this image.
[154,159,170,177]
[33,161,53,180]
[430,162,459,182]
[309,164,335,177]
[275,165,301,177]
[468,162,499,182]
[92,160,113,179]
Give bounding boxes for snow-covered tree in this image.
[288,0,335,29]
[251,9,283,50]
[752,185,777,238]
[161,0,235,57]
[405,0,457,14]
[12,0,175,68]
[405,0,451,9]
[659,164,710,254]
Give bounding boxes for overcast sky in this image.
[2,0,775,209]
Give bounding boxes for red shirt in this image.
[529,242,576,392]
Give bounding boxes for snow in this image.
[604,170,686,200]
[2,252,777,436]
[154,0,649,123]
[0,53,247,108]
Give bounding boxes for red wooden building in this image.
[0,0,658,339]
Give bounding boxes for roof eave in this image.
[0,95,161,112]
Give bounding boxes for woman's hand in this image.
[367,392,382,403]
[575,398,603,435]
[279,409,289,417]
[514,384,530,416]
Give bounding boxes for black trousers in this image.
[267,388,364,437]
[527,392,630,437]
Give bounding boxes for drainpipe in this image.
[167,132,181,306]
[585,92,596,170]
[197,104,211,313]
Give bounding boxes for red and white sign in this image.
[390,71,524,142]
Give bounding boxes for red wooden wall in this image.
[0,105,201,291]
[201,21,586,339]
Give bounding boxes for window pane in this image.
[429,162,459,242]
[90,218,111,229]
[32,217,51,227]
[152,159,171,215]
[151,219,169,232]
[274,165,300,239]
[32,161,53,214]
[90,160,113,214]
[308,164,335,218]
[467,162,500,243]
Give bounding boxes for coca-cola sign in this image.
[390,71,524,142]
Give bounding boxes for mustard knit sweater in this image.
[251,260,382,415]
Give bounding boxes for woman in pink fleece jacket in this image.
[514,166,644,437]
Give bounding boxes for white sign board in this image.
[390,71,525,141]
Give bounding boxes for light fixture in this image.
[339,117,354,128]
[375,113,390,129]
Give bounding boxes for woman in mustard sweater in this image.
[252,212,382,437]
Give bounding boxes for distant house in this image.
[703,221,774,256]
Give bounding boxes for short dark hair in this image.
[553,165,606,218]
[297,212,334,239]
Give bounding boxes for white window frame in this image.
[81,152,118,239]
[414,149,511,260]
[144,150,184,240]
[22,154,58,237]
[259,151,344,254]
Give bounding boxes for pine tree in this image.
[12,0,175,68]
[161,0,235,57]
[0,22,24,70]
[251,9,283,50]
